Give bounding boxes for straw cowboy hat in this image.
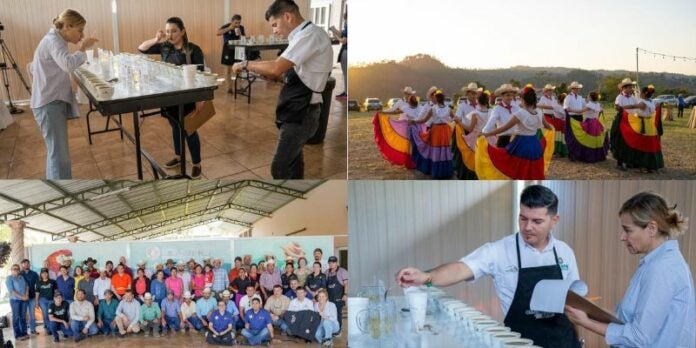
[461,82,483,94]
[401,86,416,95]
[543,84,556,91]
[494,84,520,96]
[568,81,583,89]
[617,78,637,89]
[426,86,438,98]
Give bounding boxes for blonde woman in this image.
[30,9,98,179]
[566,192,695,347]
[314,289,339,346]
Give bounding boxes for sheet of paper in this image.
[530,279,588,313]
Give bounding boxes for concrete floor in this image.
[0,67,347,180]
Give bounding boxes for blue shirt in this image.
[160,298,181,318]
[245,308,272,331]
[223,299,239,317]
[209,310,234,332]
[5,275,28,300]
[21,269,39,298]
[150,279,166,303]
[678,96,685,107]
[196,296,217,319]
[606,240,696,347]
[212,267,229,292]
[55,275,75,300]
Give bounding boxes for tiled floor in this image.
[0,67,347,180]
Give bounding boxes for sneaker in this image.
[165,158,181,169]
[191,165,202,179]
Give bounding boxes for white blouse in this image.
[636,99,656,118]
[399,105,422,121]
[512,108,543,136]
[583,102,602,119]
[429,105,452,124]
[467,109,491,133]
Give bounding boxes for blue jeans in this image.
[70,320,98,338]
[33,100,72,179]
[10,299,28,338]
[25,298,37,333]
[50,321,72,339]
[162,315,181,332]
[39,298,53,333]
[241,327,270,345]
[315,319,339,342]
[167,115,201,165]
[272,318,288,333]
[100,318,116,334]
[271,104,320,179]
[184,315,203,331]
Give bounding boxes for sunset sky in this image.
[350,0,696,75]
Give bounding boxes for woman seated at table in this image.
[138,17,205,179]
[565,191,695,347]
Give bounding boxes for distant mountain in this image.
[349,55,696,102]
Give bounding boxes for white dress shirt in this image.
[484,103,518,135]
[93,277,112,300]
[384,99,410,113]
[281,21,333,104]
[538,95,558,116]
[460,232,580,315]
[563,93,586,114]
[615,94,639,109]
[455,101,477,126]
[288,297,315,312]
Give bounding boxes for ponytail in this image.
[53,9,86,30]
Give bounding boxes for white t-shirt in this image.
[430,105,452,124]
[563,93,586,114]
[583,102,602,119]
[288,297,314,312]
[460,232,580,315]
[280,21,333,104]
[240,294,263,313]
[484,103,518,135]
[512,108,543,136]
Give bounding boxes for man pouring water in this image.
[395,185,583,348]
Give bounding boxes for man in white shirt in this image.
[484,84,519,147]
[232,0,333,179]
[177,262,192,295]
[454,83,482,130]
[564,81,586,122]
[313,248,328,273]
[396,185,582,348]
[384,86,417,113]
[239,284,263,319]
[69,289,98,342]
[287,287,314,312]
[418,86,438,127]
[93,268,111,301]
[538,84,568,157]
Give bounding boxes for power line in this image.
[637,47,696,63]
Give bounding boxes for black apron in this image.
[326,270,344,304]
[503,234,580,348]
[275,22,323,129]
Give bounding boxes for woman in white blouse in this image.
[30,9,98,179]
[314,289,339,346]
[409,90,454,179]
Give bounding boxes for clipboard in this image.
[185,100,216,134]
[567,292,623,324]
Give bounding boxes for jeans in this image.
[184,315,203,331]
[271,104,320,179]
[25,298,37,333]
[332,299,345,332]
[162,315,181,332]
[10,299,27,338]
[50,321,72,340]
[33,100,72,179]
[167,112,201,165]
[315,319,339,342]
[39,298,53,334]
[241,327,270,345]
[339,48,347,93]
[272,318,288,333]
[70,320,98,338]
[100,318,117,334]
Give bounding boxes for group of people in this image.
[374,77,666,179]
[30,0,342,180]
[396,185,695,347]
[5,248,348,346]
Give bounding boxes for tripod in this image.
[0,30,31,114]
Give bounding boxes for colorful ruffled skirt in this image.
[544,114,568,157]
[451,124,478,179]
[410,123,453,179]
[373,112,418,169]
[610,106,664,170]
[565,113,608,163]
[475,129,554,179]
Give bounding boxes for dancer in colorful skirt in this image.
[564,81,586,122]
[611,79,664,173]
[484,84,520,147]
[538,84,568,157]
[453,91,493,179]
[565,91,608,162]
[477,86,554,179]
[409,90,454,179]
[383,86,417,119]
[452,83,482,179]
[419,86,439,127]
[373,93,422,169]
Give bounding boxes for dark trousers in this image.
[330,299,344,333]
[10,299,27,338]
[678,107,684,118]
[271,104,321,179]
[496,135,512,148]
[167,116,202,165]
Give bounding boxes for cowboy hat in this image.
[401,86,416,95]
[426,86,438,98]
[568,81,583,89]
[84,257,97,264]
[617,78,637,89]
[461,82,483,94]
[494,84,520,96]
[543,84,556,91]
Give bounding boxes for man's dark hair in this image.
[313,248,323,255]
[520,185,559,215]
[232,14,242,21]
[273,284,283,290]
[265,0,300,21]
[252,298,261,304]
[234,256,242,262]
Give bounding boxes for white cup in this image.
[500,338,534,347]
[347,297,369,338]
[86,49,94,63]
[406,291,427,332]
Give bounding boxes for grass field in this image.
[348,105,696,179]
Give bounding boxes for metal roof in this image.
[0,180,323,242]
